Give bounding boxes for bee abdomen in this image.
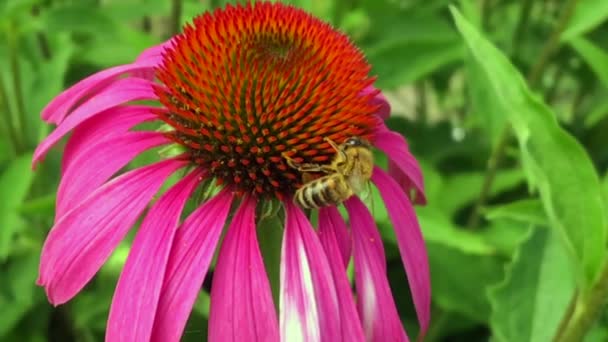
[294,175,352,209]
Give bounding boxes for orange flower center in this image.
[155,2,379,199]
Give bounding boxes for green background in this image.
[1,0,608,341]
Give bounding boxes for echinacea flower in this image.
[34,2,430,341]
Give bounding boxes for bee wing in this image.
[357,181,376,216]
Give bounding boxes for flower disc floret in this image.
[155,2,380,198]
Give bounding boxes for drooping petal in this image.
[135,39,173,63]
[62,105,157,173]
[281,201,342,342]
[41,42,165,124]
[151,189,234,342]
[209,196,279,342]
[33,78,158,168]
[38,158,187,304]
[345,197,409,342]
[106,169,203,342]
[56,132,170,220]
[361,85,390,120]
[371,167,431,337]
[320,207,351,268]
[373,124,426,205]
[318,207,364,341]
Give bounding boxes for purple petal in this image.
[372,167,431,337]
[151,189,234,342]
[209,196,279,342]
[33,78,157,168]
[106,169,203,342]
[373,124,426,205]
[345,197,409,342]
[281,201,342,341]
[62,105,157,173]
[56,132,170,220]
[318,207,365,341]
[361,85,390,120]
[38,158,186,304]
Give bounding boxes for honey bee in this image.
[283,136,374,209]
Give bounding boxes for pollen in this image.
[155,2,380,198]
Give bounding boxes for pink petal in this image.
[373,124,426,205]
[151,189,234,342]
[106,169,203,342]
[371,167,431,337]
[320,208,351,268]
[361,85,390,120]
[318,207,365,341]
[209,196,279,342]
[42,63,158,125]
[281,201,342,342]
[62,105,157,173]
[33,77,157,168]
[135,39,173,63]
[38,158,187,305]
[345,197,409,342]
[56,132,170,220]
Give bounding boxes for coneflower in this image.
[34,2,430,341]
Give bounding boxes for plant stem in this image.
[0,70,22,155]
[467,0,579,228]
[466,125,510,228]
[557,258,608,342]
[528,0,579,86]
[553,290,579,341]
[169,0,182,37]
[6,23,27,152]
[511,0,534,53]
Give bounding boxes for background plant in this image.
[1,0,607,341]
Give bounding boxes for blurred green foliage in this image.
[1,0,608,341]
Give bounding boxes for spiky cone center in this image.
[155,2,380,199]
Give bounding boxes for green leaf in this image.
[437,169,525,215]
[42,4,117,36]
[416,207,497,255]
[485,199,547,226]
[561,0,608,41]
[428,240,505,322]
[0,253,41,336]
[367,40,463,89]
[569,37,608,88]
[467,57,508,144]
[480,221,532,257]
[0,152,35,260]
[489,228,576,342]
[584,98,608,128]
[360,10,464,88]
[257,207,284,309]
[452,7,608,291]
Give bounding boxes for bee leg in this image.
[302,172,315,183]
[282,152,326,173]
[323,137,347,166]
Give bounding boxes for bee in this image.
[282,136,374,209]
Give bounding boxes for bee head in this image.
[343,136,372,149]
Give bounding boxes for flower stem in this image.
[467,0,579,228]
[557,258,608,342]
[553,290,579,341]
[466,125,510,228]
[7,23,27,152]
[527,0,579,86]
[169,0,182,37]
[511,0,534,53]
[0,70,22,155]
